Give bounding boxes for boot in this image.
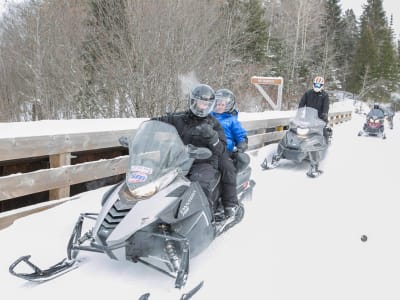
[306,163,323,178]
[224,204,239,219]
[261,153,280,169]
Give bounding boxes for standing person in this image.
[152,84,240,222]
[211,89,248,154]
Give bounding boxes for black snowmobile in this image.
[9,120,255,290]
[261,107,329,178]
[358,107,386,139]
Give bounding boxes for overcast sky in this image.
[341,0,400,39]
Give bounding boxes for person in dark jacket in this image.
[211,89,248,154]
[299,76,332,140]
[152,84,239,220]
[299,76,330,122]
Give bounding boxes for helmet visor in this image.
[313,83,323,89]
[190,98,215,117]
[214,99,228,113]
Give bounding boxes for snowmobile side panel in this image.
[98,178,189,244]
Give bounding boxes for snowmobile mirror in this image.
[119,136,129,148]
[186,144,212,160]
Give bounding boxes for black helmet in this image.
[214,89,236,113]
[189,84,216,117]
[373,104,380,109]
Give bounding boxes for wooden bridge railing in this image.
[0,110,352,206]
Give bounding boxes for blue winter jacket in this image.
[211,110,247,152]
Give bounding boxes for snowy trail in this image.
[0,111,399,300]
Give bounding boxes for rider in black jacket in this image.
[298,76,330,123]
[299,76,331,139]
[152,84,239,220]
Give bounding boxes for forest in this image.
[0,0,399,122]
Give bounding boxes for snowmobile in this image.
[358,107,386,139]
[9,120,255,290]
[261,107,329,178]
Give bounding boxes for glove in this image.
[194,124,219,147]
[321,113,329,123]
[236,141,248,152]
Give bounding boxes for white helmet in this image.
[313,76,325,93]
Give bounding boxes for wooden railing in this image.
[0,110,352,205]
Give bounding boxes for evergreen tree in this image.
[324,0,344,66]
[348,0,397,101]
[341,9,359,90]
[230,0,268,63]
[312,0,346,89]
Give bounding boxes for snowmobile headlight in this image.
[296,127,309,136]
[128,169,179,200]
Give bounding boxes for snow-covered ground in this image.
[0,101,399,299]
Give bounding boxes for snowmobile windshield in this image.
[290,107,326,129]
[367,108,385,119]
[125,120,192,192]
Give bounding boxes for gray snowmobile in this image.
[9,120,255,289]
[261,107,329,178]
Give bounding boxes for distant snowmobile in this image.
[9,120,255,289]
[261,107,329,178]
[358,106,386,139]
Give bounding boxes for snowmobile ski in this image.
[9,255,79,283]
[260,157,279,170]
[180,280,204,300]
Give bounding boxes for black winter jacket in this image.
[153,111,227,168]
[298,89,330,122]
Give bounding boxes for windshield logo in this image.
[128,173,148,183]
[180,190,196,217]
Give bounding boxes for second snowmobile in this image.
[261,107,329,178]
[9,120,255,289]
[358,106,386,139]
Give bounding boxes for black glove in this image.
[236,141,248,152]
[194,124,219,147]
[321,113,329,123]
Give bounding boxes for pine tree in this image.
[348,0,397,101]
[230,0,268,63]
[340,9,359,90]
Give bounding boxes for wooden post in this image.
[49,153,71,200]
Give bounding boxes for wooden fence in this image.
[0,110,351,211]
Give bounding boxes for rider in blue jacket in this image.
[211,89,248,154]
